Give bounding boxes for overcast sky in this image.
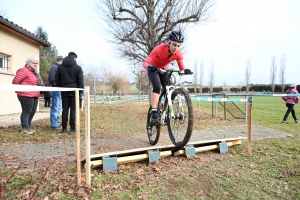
[1,0,299,86]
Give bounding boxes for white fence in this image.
[89,95,149,104]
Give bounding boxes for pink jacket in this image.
[12,65,40,98]
[282,87,299,104]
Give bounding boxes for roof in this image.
[0,15,50,47]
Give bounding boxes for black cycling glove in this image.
[147,65,157,72]
[184,69,192,74]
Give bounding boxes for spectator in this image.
[281,83,299,124]
[48,56,64,130]
[12,56,44,135]
[42,82,51,107]
[55,52,84,133]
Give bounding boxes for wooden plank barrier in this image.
[82,137,246,169]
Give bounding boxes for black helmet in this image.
[168,30,184,43]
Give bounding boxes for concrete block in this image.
[184,146,195,157]
[103,156,118,171]
[148,150,160,163]
[219,141,228,154]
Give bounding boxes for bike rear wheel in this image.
[167,88,193,147]
[146,106,160,145]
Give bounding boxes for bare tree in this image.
[107,72,131,95]
[132,63,148,100]
[134,69,148,97]
[245,59,252,93]
[270,56,277,93]
[84,73,98,95]
[279,54,286,93]
[83,65,105,104]
[193,59,199,93]
[208,62,214,94]
[199,60,204,93]
[95,0,216,84]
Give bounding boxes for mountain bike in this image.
[146,69,193,148]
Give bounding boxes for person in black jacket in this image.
[43,82,51,107]
[55,52,84,133]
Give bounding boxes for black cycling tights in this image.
[148,70,169,94]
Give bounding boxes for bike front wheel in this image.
[167,88,193,147]
[146,106,160,145]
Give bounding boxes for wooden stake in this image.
[85,86,91,185]
[75,90,81,185]
[247,101,252,156]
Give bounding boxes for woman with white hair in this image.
[281,83,299,124]
[12,56,44,135]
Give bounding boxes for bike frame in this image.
[158,70,186,124]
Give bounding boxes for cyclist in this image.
[142,30,192,123]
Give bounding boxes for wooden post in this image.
[247,100,252,156]
[75,90,81,185]
[224,103,226,120]
[85,86,91,185]
[211,96,214,118]
[224,94,227,120]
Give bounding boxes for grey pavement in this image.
[0,112,50,128]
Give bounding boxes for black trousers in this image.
[44,97,51,107]
[283,103,297,121]
[61,95,76,130]
[17,96,38,130]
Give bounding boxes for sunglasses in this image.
[170,41,181,48]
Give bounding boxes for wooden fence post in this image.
[247,100,252,156]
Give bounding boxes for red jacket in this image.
[12,65,40,98]
[142,43,185,70]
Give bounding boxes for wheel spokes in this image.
[170,94,189,142]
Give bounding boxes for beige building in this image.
[0,16,49,115]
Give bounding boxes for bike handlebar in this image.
[156,68,193,75]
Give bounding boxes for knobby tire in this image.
[167,88,193,147]
[146,106,160,145]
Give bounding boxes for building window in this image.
[0,53,9,71]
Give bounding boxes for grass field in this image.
[0,96,299,199]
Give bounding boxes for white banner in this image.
[0,83,84,92]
